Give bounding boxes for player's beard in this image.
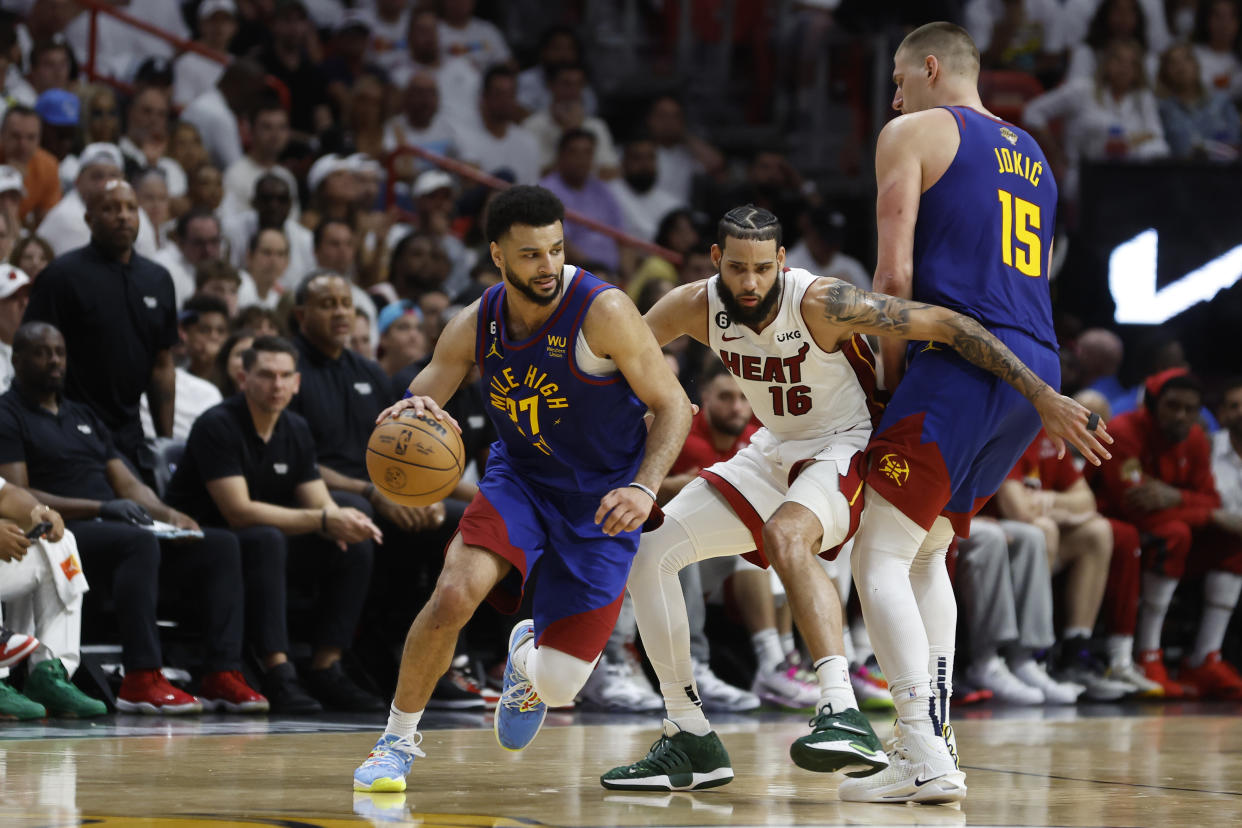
[715,273,781,327]
[504,262,563,306]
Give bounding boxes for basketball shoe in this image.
[23,659,107,718]
[116,668,203,714]
[789,706,888,775]
[494,619,547,751]
[851,665,895,711]
[837,719,967,804]
[353,733,425,792]
[0,627,38,669]
[692,660,760,712]
[1105,659,1164,697]
[1179,651,1242,700]
[577,655,663,713]
[600,719,734,791]
[1137,649,1190,698]
[199,670,270,713]
[752,657,819,709]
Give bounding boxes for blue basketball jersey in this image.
[475,267,647,494]
[913,106,1059,351]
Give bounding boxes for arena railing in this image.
[75,0,290,111]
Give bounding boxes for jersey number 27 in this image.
[997,189,1042,278]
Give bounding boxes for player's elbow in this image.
[872,268,911,299]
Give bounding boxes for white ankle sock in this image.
[1137,573,1178,652]
[384,703,422,741]
[752,628,784,674]
[1191,571,1242,665]
[780,632,796,656]
[1063,626,1092,641]
[813,655,856,713]
[890,677,934,733]
[659,676,711,735]
[1107,635,1134,668]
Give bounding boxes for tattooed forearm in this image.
[822,279,933,336]
[944,315,1048,403]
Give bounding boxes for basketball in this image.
[366,410,465,507]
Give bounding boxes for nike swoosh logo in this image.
[721,334,744,341]
[913,776,936,787]
[830,723,868,735]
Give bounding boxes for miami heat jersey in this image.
[475,266,647,494]
[706,267,881,443]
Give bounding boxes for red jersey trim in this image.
[495,267,584,351]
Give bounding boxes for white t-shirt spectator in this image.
[173,51,226,109]
[389,57,481,133]
[381,112,460,159]
[654,144,703,204]
[360,6,413,74]
[783,244,872,291]
[1065,43,1158,87]
[65,0,189,82]
[37,189,159,259]
[438,17,511,72]
[181,88,243,170]
[1060,0,1172,55]
[606,179,682,243]
[965,0,1068,56]
[456,121,542,184]
[140,368,223,442]
[517,66,597,117]
[1194,45,1242,100]
[119,136,188,198]
[0,340,12,394]
[523,110,619,176]
[220,211,316,293]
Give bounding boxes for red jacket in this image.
[1008,428,1082,493]
[671,409,758,474]
[1089,408,1220,527]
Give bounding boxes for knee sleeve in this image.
[528,645,598,708]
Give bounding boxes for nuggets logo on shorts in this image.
[878,453,910,487]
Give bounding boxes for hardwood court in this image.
[2,708,1241,827]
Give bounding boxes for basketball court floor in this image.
[2,703,1240,827]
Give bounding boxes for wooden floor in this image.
[2,707,1242,827]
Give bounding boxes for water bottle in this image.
[1105,124,1127,159]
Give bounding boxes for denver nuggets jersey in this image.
[475,266,647,493]
[706,268,882,443]
[913,106,1059,351]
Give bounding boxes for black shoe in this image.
[304,661,386,712]
[261,662,323,715]
[426,668,486,710]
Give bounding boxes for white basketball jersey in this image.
[706,268,879,443]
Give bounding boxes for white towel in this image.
[37,529,89,611]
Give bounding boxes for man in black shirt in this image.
[0,322,266,715]
[23,180,176,470]
[165,335,385,712]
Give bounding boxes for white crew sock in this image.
[384,703,422,741]
[1136,573,1178,652]
[1191,571,1242,666]
[780,632,796,657]
[813,655,857,713]
[1063,626,1092,641]
[1107,635,1134,668]
[752,628,784,674]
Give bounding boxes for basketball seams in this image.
[366,414,466,506]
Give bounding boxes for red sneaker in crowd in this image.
[116,668,203,715]
[1179,652,1242,701]
[1137,650,1188,699]
[0,627,38,669]
[200,670,270,713]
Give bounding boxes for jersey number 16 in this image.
[997,189,1042,278]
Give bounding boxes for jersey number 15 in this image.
[997,189,1042,278]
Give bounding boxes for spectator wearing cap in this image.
[0,264,31,392]
[438,0,512,72]
[119,87,187,202]
[607,133,683,243]
[182,58,268,171]
[24,179,178,467]
[258,0,332,137]
[173,0,238,108]
[390,8,480,133]
[539,128,623,271]
[239,227,291,310]
[0,105,60,229]
[225,97,294,214]
[153,208,229,308]
[382,72,461,181]
[375,300,426,378]
[360,0,415,75]
[455,66,540,185]
[405,169,474,297]
[139,294,226,442]
[223,172,314,290]
[524,63,619,179]
[37,143,159,258]
[785,206,872,291]
[303,153,359,230]
[34,89,78,190]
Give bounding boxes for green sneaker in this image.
[0,678,46,720]
[601,720,734,791]
[790,706,888,777]
[23,659,107,718]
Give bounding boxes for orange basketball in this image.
[366,410,465,507]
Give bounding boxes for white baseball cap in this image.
[199,0,237,19]
[0,164,24,196]
[413,169,454,197]
[0,265,32,300]
[78,142,124,173]
[307,153,350,193]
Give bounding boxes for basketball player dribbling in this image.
[352,185,692,792]
[838,23,1114,804]
[600,206,1110,794]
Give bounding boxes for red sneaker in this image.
[117,668,203,715]
[1179,652,1242,701]
[0,627,38,669]
[1138,649,1188,699]
[200,670,270,713]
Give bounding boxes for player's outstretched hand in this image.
[375,395,462,434]
[595,487,654,537]
[1035,392,1113,466]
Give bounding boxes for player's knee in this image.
[427,577,485,628]
[634,517,696,579]
[529,647,596,707]
[1084,516,1112,560]
[760,521,813,572]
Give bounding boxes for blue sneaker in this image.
[494,619,546,751]
[353,733,424,792]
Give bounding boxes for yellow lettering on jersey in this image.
[995,146,1042,188]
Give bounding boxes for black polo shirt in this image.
[391,357,496,469]
[0,386,120,501]
[288,334,390,481]
[23,242,178,439]
[165,394,320,527]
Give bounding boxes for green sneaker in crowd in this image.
[23,659,107,718]
[601,720,734,791]
[790,706,888,777]
[0,678,46,720]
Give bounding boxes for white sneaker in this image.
[752,662,819,709]
[1106,660,1164,697]
[1011,660,1083,705]
[838,720,967,804]
[692,661,760,712]
[966,656,1044,705]
[576,658,664,713]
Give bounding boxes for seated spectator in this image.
[1075,327,1127,406]
[11,236,53,281]
[1061,0,1172,55]
[164,335,385,712]
[627,207,707,304]
[235,305,283,338]
[1091,368,1242,698]
[517,25,599,118]
[1156,42,1242,159]
[0,264,31,393]
[360,0,413,73]
[539,129,623,271]
[80,86,120,147]
[173,0,238,108]
[118,87,187,204]
[437,0,512,71]
[239,227,291,310]
[375,301,427,378]
[0,105,60,230]
[607,134,684,244]
[311,220,379,342]
[645,94,724,203]
[0,187,17,263]
[1065,0,1159,85]
[714,149,806,235]
[139,295,227,441]
[390,8,480,132]
[223,173,315,290]
[154,208,226,308]
[786,207,872,290]
[1192,0,1242,98]
[524,63,619,178]
[196,261,247,319]
[36,143,159,258]
[223,99,292,212]
[382,72,461,183]
[166,122,210,213]
[0,19,35,112]
[343,74,388,160]
[181,58,267,171]
[964,0,1068,81]
[0,480,105,719]
[26,38,75,98]
[455,66,541,185]
[0,322,267,715]
[188,161,244,221]
[405,170,475,297]
[302,154,359,231]
[322,13,384,122]
[387,231,452,306]
[1024,39,1169,200]
[133,168,173,251]
[349,307,375,360]
[34,88,79,193]
[214,329,255,396]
